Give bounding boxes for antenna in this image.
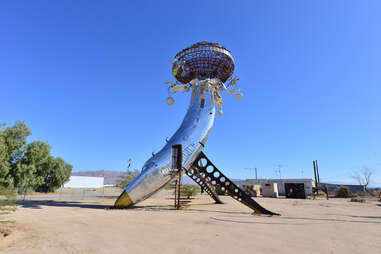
[273,164,287,180]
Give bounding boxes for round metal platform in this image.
[173,42,235,84]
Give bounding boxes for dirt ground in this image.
[1,193,380,254]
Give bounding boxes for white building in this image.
[63,176,104,188]
[234,178,315,196]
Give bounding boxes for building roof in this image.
[63,176,104,188]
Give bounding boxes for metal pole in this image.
[102,169,105,199]
[59,186,63,200]
[171,144,182,209]
[315,160,320,183]
[255,168,258,184]
[177,172,181,210]
[174,179,178,208]
[313,160,319,195]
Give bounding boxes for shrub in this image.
[375,190,381,201]
[180,185,200,199]
[116,170,140,189]
[335,186,352,198]
[350,198,366,203]
[0,186,16,215]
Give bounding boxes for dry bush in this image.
[180,185,200,199]
[350,197,366,203]
[335,186,352,198]
[375,190,381,201]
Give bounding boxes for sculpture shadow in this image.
[16,200,268,216]
[17,200,110,210]
[16,200,180,211]
[350,215,381,219]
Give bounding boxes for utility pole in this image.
[245,167,258,184]
[102,169,105,199]
[315,160,320,183]
[313,160,319,195]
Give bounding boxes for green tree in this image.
[117,169,140,189]
[35,157,72,192]
[14,163,42,197]
[0,122,72,193]
[0,125,11,186]
[0,121,31,188]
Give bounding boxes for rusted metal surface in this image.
[173,41,235,84]
[172,144,182,210]
[189,152,280,216]
[174,176,181,209]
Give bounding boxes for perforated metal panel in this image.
[186,165,223,204]
[188,152,279,216]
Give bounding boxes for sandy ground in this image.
[1,193,380,254]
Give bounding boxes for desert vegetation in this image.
[335,186,352,198]
[180,185,200,199]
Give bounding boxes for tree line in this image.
[0,121,72,194]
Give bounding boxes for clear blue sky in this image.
[1,1,380,186]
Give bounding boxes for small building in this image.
[262,182,279,198]
[63,176,104,189]
[234,178,315,196]
[285,183,306,199]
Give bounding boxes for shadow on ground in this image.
[17,200,185,211]
[16,200,252,215]
[17,200,111,210]
[350,215,381,219]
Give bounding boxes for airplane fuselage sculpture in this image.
[114,42,279,216]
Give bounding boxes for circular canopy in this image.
[173,42,235,84]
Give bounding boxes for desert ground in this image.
[1,191,380,254]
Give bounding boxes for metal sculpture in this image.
[114,42,279,215]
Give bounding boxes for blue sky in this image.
[1,1,380,186]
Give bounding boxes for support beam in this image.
[188,152,279,216]
[186,165,223,204]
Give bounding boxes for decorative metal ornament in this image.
[164,42,243,114]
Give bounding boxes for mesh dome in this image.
[173,42,235,84]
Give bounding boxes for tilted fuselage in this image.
[115,82,215,207]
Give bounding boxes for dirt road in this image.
[1,194,380,254]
